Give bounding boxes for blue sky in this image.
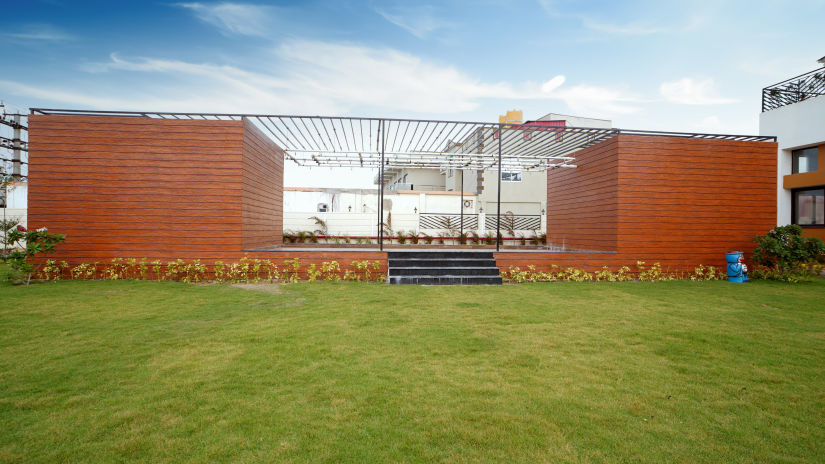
[2,0,824,185]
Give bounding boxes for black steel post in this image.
[378,120,385,251]
[496,124,502,252]
[459,170,464,240]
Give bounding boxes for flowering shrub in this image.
[32,257,385,284]
[6,226,67,285]
[751,225,825,281]
[502,262,726,283]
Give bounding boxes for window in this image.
[501,171,522,182]
[792,147,818,174]
[793,188,824,226]
[317,203,328,212]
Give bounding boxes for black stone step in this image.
[387,251,495,260]
[388,258,497,268]
[387,275,503,285]
[389,266,501,276]
[386,250,501,285]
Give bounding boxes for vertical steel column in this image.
[459,170,464,239]
[496,124,502,251]
[378,120,385,251]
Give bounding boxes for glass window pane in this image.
[795,188,824,225]
[501,171,522,182]
[792,147,818,174]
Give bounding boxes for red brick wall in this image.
[547,136,618,251]
[27,115,245,260]
[540,134,777,272]
[242,118,284,249]
[26,114,387,275]
[615,135,776,269]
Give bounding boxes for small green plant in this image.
[165,259,186,281]
[39,259,69,281]
[437,232,448,245]
[282,258,301,283]
[306,264,321,282]
[483,232,496,246]
[182,259,206,283]
[150,260,163,281]
[469,231,480,245]
[266,260,280,282]
[321,261,342,281]
[309,216,329,242]
[214,260,226,282]
[689,264,723,281]
[396,230,408,245]
[101,258,128,280]
[137,258,149,280]
[1,217,21,259]
[5,226,67,285]
[69,262,98,280]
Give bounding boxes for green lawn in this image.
[1,275,824,463]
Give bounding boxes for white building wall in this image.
[479,169,546,215]
[537,113,612,129]
[759,94,825,226]
[1,182,27,229]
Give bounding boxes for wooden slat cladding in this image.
[547,136,618,251]
[28,115,287,262]
[27,115,246,260]
[545,135,777,272]
[241,119,284,249]
[615,135,777,268]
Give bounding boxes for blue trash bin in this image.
[726,251,748,283]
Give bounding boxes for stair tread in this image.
[390,266,498,269]
[386,251,501,285]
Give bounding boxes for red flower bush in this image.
[16,225,27,232]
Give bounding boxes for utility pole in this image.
[12,113,22,177]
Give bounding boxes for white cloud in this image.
[579,18,662,35]
[2,40,642,118]
[538,0,705,36]
[540,75,565,93]
[0,80,131,108]
[175,2,274,37]
[376,5,451,39]
[551,84,641,116]
[659,78,737,105]
[3,24,74,41]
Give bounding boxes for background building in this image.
[760,55,825,240]
[378,110,611,216]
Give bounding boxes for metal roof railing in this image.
[762,66,825,112]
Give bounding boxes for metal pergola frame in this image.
[29,108,777,251]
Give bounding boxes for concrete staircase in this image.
[387,251,502,285]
